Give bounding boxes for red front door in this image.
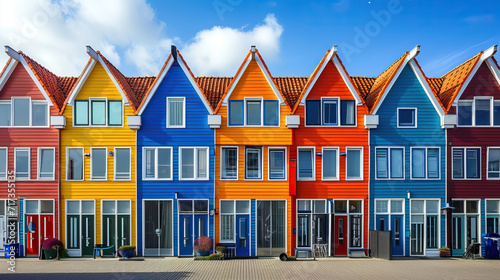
[26,215,39,256]
[334,216,348,256]
[40,215,54,244]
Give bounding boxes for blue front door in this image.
[391,215,404,255]
[180,215,193,255]
[236,214,250,256]
[194,214,208,241]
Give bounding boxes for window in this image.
[167,97,185,127]
[452,147,480,179]
[74,99,122,126]
[410,199,440,254]
[322,147,339,180]
[305,100,320,125]
[143,147,172,180]
[14,148,29,179]
[228,99,278,126]
[0,101,11,126]
[341,100,355,125]
[0,148,7,180]
[245,147,262,179]
[91,148,107,180]
[180,147,209,180]
[458,101,473,126]
[306,98,356,126]
[115,148,131,180]
[221,147,238,180]
[298,148,315,180]
[74,100,89,125]
[67,148,83,180]
[269,148,285,180]
[13,98,30,126]
[346,148,362,180]
[38,148,54,180]
[108,100,122,126]
[376,147,404,179]
[411,148,440,179]
[297,200,328,247]
[32,102,48,126]
[486,200,500,234]
[458,98,500,127]
[220,200,250,242]
[322,99,338,125]
[91,100,106,125]
[0,98,49,127]
[229,100,243,125]
[495,101,500,126]
[247,100,261,125]
[264,100,278,125]
[475,99,491,126]
[398,108,416,128]
[488,148,500,179]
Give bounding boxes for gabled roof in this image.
[273,77,308,110]
[1,46,77,114]
[293,45,363,113]
[350,76,376,101]
[216,46,287,113]
[137,46,213,115]
[196,76,232,112]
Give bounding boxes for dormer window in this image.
[228,98,278,126]
[0,98,48,127]
[397,108,416,128]
[74,99,122,127]
[458,98,500,127]
[305,98,355,126]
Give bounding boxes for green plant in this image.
[59,249,70,258]
[194,253,224,260]
[118,245,136,252]
[440,246,450,250]
[193,236,212,252]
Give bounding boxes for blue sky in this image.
[0,0,499,78]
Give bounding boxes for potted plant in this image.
[42,238,63,260]
[194,236,212,256]
[118,245,136,258]
[439,246,451,257]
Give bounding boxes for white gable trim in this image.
[221,57,251,106]
[485,58,500,86]
[137,56,174,115]
[0,59,18,92]
[332,55,363,105]
[96,55,129,105]
[298,46,336,106]
[409,60,445,117]
[66,59,97,106]
[177,56,213,114]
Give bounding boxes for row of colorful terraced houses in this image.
[1,43,500,259]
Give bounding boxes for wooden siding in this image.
[0,63,60,238]
[293,61,370,248]
[137,61,215,256]
[60,63,137,247]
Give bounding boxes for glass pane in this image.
[15,149,29,178]
[314,200,326,213]
[306,100,320,125]
[323,99,338,125]
[399,108,415,127]
[297,214,310,247]
[376,200,388,213]
[264,100,278,126]
[245,148,261,179]
[117,201,130,214]
[67,201,80,214]
[298,200,311,212]
[466,200,478,213]
[452,148,464,179]
[475,99,491,125]
[346,149,361,179]
[466,149,479,179]
[488,148,500,178]
[145,149,155,179]
[236,201,250,213]
[486,200,499,214]
[82,201,94,214]
[411,200,424,213]
[246,100,261,125]
[13,98,30,126]
[68,148,83,180]
[391,148,404,178]
[75,100,89,125]
[0,103,11,126]
[298,149,313,179]
[0,148,7,178]
[229,100,243,125]
[427,148,439,178]
[341,100,355,125]
[269,150,285,179]
[179,201,192,212]
[197,148,208,179]
[335,200,347,213]
[40,149,54,178]
[115,148,130,179]
[108,100,122,126]
[102,201,115,214]
[91,148,106,179]
[195,201,208,213]
[391,200,403,213]
[91,100,105,125]
[426,200,439,214]
[494,101,500,126]
[168,98,184,126]
[181,148,194,179]
[452,200,464,213]
[222,148,237,179]
[323,149,337,179]
[221,201,234,214]
[41,200,53,213]
[412,148,425,178]
[220,215,234,240]
[32,103,47,126]
[158,148,171,179]
[458,101,472,126]
[26,200,39,213]
[376,148,388,178]
[349,201,361,213]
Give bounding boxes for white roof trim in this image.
[485,58,500,86]
[408,60,445,117]
[332,55,363,105]
[66,59,97,106]
[4,46,54,107]
[138,56,173,115]
[0,59,19,92]
[221,57,251,106]
[177,55,213,114]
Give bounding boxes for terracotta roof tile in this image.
[126,76,156,104]
[273,76,308,109]
[365,53,409,112]
[426,77,443,96]
[350,76,376,101]
[196,76,232,112]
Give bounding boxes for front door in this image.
[67,215,80,254]
[81,215,94,256]
[179,215,193,255]
[452,215,464,256]
[410,218,424,255]
[26,214,39,256]
[117,215,130,248]
[236,215,250,256]
[144,200,173,256]
[256,201,286,256]
[334,216,347,256]
[39,215,53,245]
[467,216,478,246]
[391,215,404,256]
[102,215,116,255]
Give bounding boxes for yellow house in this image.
[59,47,152,257]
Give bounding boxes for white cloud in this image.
[181,14,284,76]
[0,1,283,78]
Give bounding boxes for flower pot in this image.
[119,250,135,258]
[197,251,210,256]
[43,249,57,259]
[439,249,451,257]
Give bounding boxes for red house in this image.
[0,46,76,257]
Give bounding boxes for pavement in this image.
[1,256,500,280]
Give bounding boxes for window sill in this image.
[451,178,482,180]
[346,178,364,181]
[179,178,210,181]
[297,178,316,181]
[322,178,340,181]
[410,178,441,180]
[142,178,173,181]
[220,178,238,181]
[114,179,132,181]
[375,178,405,180]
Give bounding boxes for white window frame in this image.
[487,147,500,180]
[12,97,31,127]
[179,147,209,180]
[244,147,262,180]
[90,147,107,181]
[297,147,316,181]
[228,98,280,127]
[457,100,473,127]
[114,147,131,181]
[346,147,363,181]
[304,97,357,127]
[268,147,287,181]
[0,100,12,127]
[321,97,340,126]
[166,97,186,128]
[1,98,49,128]
[0,147,7,180]
[142,147,173,180]
[409,198,441,255]
[375,147,405,180]
[37,147,55,180]
[220,146,239,180]
[457,97,499,127]
[321,147,339,181]
[451,147,481,180]
[66,147,84,181]
[14,148,30,180]
[244,97,264,126]
[73,98,124,127]
[89,97,108,127]
[410,147,441,180]
[31,100,49,127]
[397,107,417,128]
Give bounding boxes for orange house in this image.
[209,46,299,257]
[291,45,370,257]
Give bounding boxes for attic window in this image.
[228,99,278,127]
[0,98,48,127]
[74,99,122,127]
[305,98,356,126]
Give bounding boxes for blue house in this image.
[135,46,217,256]
[363,46,454,256]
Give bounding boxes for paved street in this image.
[1,257,500,280]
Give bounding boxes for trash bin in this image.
[483,233,500,259]
[4,243,20,258]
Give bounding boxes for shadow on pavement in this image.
[0,272,192,280]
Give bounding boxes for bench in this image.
[348,248,370,258]
[93,244,115,259]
